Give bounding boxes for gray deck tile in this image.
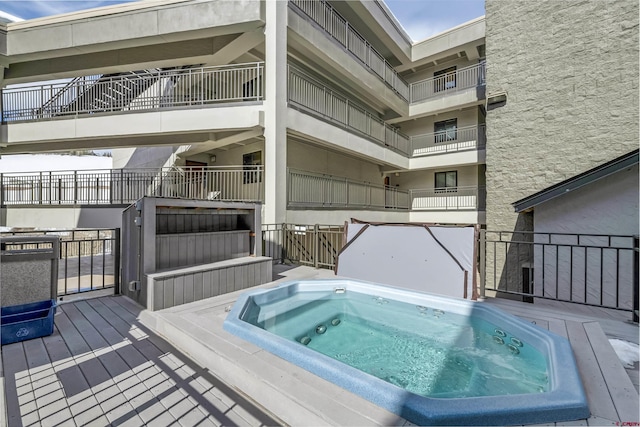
[39,404,76,427]
[136,398,179,426]
[196,416,220,427]
[16,386,35,406]
[81,414,112,427]
[21,406,42,427]
[94,382,124,404]
[35,387,65,409]
[175,406,211,427]
[105,401,146,426]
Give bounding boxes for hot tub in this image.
[223,279,589,426]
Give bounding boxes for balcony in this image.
[289,0,409,101]
[410,62,485,104]
[288,66,410,155]
[288,169,409,210]
[409,186,486,211]
[1,63,265,123]
[287,169,486,213]
[0,166,264,206]
[410,124,486,157]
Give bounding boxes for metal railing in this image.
[289,0,409,101]
[411,124,486,157]
[480,231,638,320]
[0,166,264,205]
[2,62,265,122]
[410,62,486,103]
[262,223,345,269]
[288,169,410,210]
[409,186,486,210]
[0,228,120,297]
[288,66,410,155]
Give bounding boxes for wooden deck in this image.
[0,296,281,427]
[1,266,638,426]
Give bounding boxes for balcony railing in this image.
[289,0,409,101]
[410,124,486,157]
[410,185,486,211]
[0,166,264,205]
[288,66,410,155]
[288,169,410,210]
[1,62,265,122]
[410,62,486,104]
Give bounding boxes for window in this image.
[243,151,262,183]
[434,118,457,143]
[434,66,456,93]
[435,171,457,192]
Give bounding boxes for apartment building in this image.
[0,0,487,228]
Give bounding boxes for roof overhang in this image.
[512,149,639,213]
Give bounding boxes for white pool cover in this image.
[336,222,478,299]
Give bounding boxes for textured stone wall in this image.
[485,0,639,232]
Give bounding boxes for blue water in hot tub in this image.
[244,290,548,398]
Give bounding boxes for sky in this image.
[0,0,485,41]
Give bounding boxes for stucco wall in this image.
[485,0,639,232]
[534,165,639,236]
[532,165,638,309]
[287,140,384,184]
[397,106,479,137]
[389,165,480,189]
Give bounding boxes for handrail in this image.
[409,185,486,210]
[289,0,409,101]
[0,165,264,205]
[1,62,265,123]
[34,75,100,116]
[410,124,486,157]
[410,62,486,103]
[288,168,410,210]
[288,65,410,155]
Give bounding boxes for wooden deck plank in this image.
[2,342,29,427]
[582,321,639,422]
[564,320,619,421]
[74,300,149,372]
[101,296,282,427]
[90,299,229,424]
[60,302,147,426]
[0,340,6,427]
[42,324,95,405]
[547,318,569,339]
[2,295,279,427]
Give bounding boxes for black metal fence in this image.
[480,230,638,321]
[0,228,120,297]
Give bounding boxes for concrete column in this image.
[263,0,288,224]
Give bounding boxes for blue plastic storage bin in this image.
[1,300,56,345]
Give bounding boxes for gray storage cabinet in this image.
[121,197,271,310]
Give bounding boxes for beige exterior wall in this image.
[485,0,639,232]
[397,107,479,136]
[389,165,480,190]
[287,140,384,185]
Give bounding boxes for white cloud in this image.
[0,1,135,20]
[385,0,485,42]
